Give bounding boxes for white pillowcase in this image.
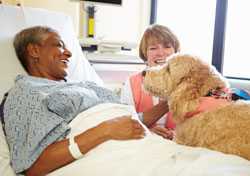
[0,123,15,176]
[0,4,103,99]
[0,4,104,175]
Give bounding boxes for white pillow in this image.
[0,4,103,99]
[0,4,103,175]
[0,123,15,176]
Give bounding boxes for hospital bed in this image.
[0,4,250,176]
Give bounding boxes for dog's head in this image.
[144,53,228,100]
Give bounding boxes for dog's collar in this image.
[206,87,232,101]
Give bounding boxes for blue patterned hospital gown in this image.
[3,75,119,174]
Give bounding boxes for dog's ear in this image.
[169,84,200,124]
[170,54,216,97]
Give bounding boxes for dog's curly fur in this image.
[144,53,250,160]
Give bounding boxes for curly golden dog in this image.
[144,53,250,160]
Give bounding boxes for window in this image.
[223,1,250,79]
[156,0,216,63]
[154,0,250,79]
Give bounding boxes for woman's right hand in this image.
[150,126,174,140]
[100,116,145,140]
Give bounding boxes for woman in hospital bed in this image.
[3,26,145,176]
[3,26,250,176]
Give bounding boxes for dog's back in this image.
[175,100,250,160]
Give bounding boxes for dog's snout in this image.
[142,70,147,77]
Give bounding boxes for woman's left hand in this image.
[150,126,174,140]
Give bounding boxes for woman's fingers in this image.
[154,130,169,138]
[133,133,145,139]
[132,126,145,138]
[133,126,144,134]
[132,121,145,136]
[150,126,174,140]
[132,120,143,129]
[104,116,145,140]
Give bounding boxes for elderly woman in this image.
[3,26,145,176]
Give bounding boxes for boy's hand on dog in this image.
[150,126,174,140]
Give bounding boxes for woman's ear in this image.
[26,43,40,61]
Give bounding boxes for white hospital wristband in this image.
[68,136,83,160]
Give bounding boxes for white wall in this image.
[23,0,80,35]
[80,0,151,44]
[1,0,16,5]
[3,0,151,44]
[3,0,80,35]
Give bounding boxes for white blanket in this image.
[49,103,250,176]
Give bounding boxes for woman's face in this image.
[32,32,72,81]
[146,42,175,67]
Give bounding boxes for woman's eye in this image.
[52,42,62,48]
[148,47,157,50]
[164,45,172,49]
[55,40,65,49]
[56,44,62,48]
[57,42,63,48]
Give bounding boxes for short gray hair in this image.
[13,26,57,72]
